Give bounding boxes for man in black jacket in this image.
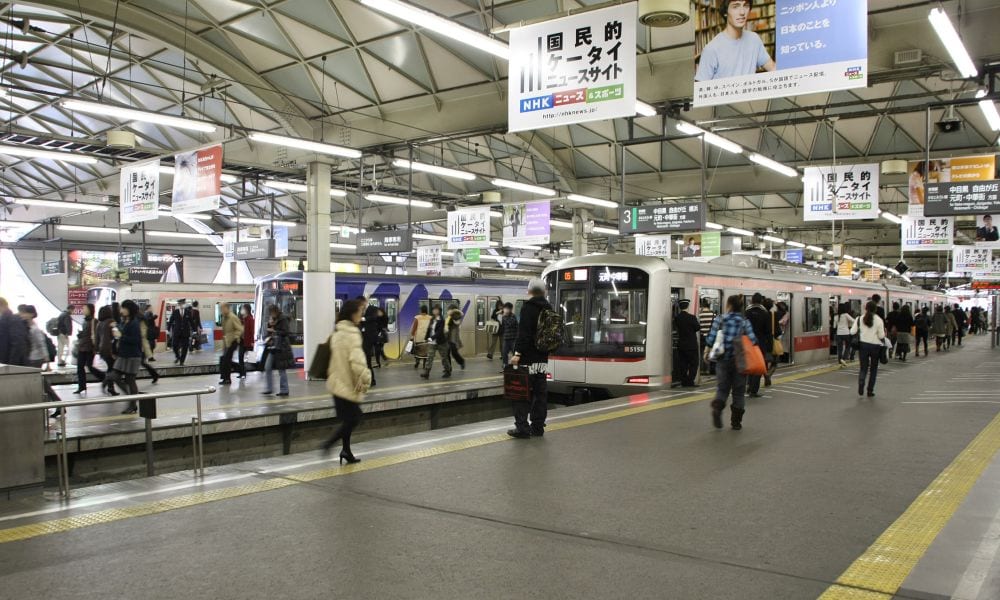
[508,279,553,439]
[952,304,967,346]
[674,299,701,387]
[0,296,29,366]
[744,293,773,398]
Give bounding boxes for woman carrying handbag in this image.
[321,299,373,464]
[850,301,886,398]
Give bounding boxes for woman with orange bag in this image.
[704,295,759,431]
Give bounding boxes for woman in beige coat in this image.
[321,299,372,464]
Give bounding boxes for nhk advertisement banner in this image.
[679,232,721,259]
[901,215,954,252]
[171,144,223,214]
[953,246,992,273]
[693,0,867,107]
[508,3,637,132]
[119,160,160,224]
[503,201,550,245]
[802,163,879,220]
[417,245,442,272]
[452,248,481,268]
[447,206,490,249]
[635,234,672,257]
[907,154,997,216]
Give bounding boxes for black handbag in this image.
[308,337,331,380]
[878,343,889,365]
[503,366,531,402]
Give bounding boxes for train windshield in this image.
[552,267,648,358]
[259,279,304,344]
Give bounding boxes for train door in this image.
[776,292,792,363]
[828,295,841,356]
[474,296,500,356]
[555,281,589,383]
[670,287,685,385]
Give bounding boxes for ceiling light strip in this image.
[366,194,434,208]
[566,193,617,208]
[748,153,799,178]
[248,132,361,159]
[928,8,978,79]
[12,198,109,212]
[63,99,217,133]
[393,159,476,181]
[491,178,556,196]
[0,145,98,164]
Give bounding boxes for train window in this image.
[385,297,398,333]
[558,289,588,357]
[803,297,824,333]
[590,267,649,358]
[475,298,486,329]
[698,289,722,316]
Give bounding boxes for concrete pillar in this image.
[571,208,591,257]
[302,160,336,371]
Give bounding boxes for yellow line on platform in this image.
[817,411,1000,599]
[3,365,838,545]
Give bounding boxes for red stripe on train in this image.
[549,356,645,363]
[792,335,830,352]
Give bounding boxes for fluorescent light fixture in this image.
[11,198,109,212]
[263,180,349,198]
[761,235,785,244]
[63,99,217,133]
[827,250,835,256]
[221,174,238,184]
[976,90,1000,131]
[676,122,742,154]
[516,257,544,264]
[550,220,574,229]
[705,221,724,230]
[491,210,503,219]
[248,131,361,159]
[566,193,617,208]
[366,193,434,208]
[332,225,365,234]
[727,227,755,237]
[360,0,509,59]
[0,145,99,164]
[806,245,824,253]
[559,248,573,255]
[635,101,657,117]
[330,242,357,250]
[413,232,447,241]
[507,243,542,251]
[146,230,208,239]
[159,211,212,220]
[748,153,798,177]
[843,254,856,261]
[490,178,556,196]
[928,8,978,79]
[57,224,129,235]
[393,159,476,181]
[880,211,903,224]
[675,239,684,246]
[233,217,298,228]
[592,226,619,236]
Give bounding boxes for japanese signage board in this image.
[502,201,550,246]
[417,245,442,272]
[635,234,672,257]
[802,164,879,220]
[119,160,160,224]
[447,207,491,249]
[908,155,997,216]
[953,247,992,273]
[924,181,1000,217]
[508,3,637,132]
[452,248,481,268]
[693,0,867,107]
[679,232,722,259]
[356,230,413,255]
[234,238,275,261]
[40,259,65,276]
[171,144,223,214]
[901,215,954,252]
[785,248,804,263]
[971,280,1000,291]
[838,259,854,277]
[619,201,705,234]
[118,250,145,268]
[861,268,881,282]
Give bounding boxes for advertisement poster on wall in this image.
[973,214,1000,249]
[171,144,223,214]
[679,231,721,260]
[953,246,992,273]
[901,215,954,252]
[802,163,879,220]
[417,245,442,272]
[693,0,867,107]
[119,160,160,224]
[447,207,491,249]
[907,154,997,216]
[67,250,183,308]
[508,3,637,132]
[635,234,672,257]
[452,248,481,268]
[503,201,550,245]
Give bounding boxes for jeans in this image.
[220,340,239,381]
[837,334,853,361]
[915,331,928,354]
[57,333,70,364]
[323,396,363,454]
[711,358,746,412]
[501,339,516,368]
[858,342,880,393]
[423,343,451,375]
[75,350,105,390]
[264,353,288,394]
[513,372,548,434]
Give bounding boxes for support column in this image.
[303,160,335,372]
[571,208,591,257]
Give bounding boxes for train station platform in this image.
[1,335,998,599]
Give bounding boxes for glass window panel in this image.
[804,297,824,333]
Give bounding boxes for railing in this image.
[0,387,216,499]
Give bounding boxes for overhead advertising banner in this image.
[908,155,997,216]
[171,144,222,214]
[693,0,867,107]
[619,201,705,234]
[503,201,550,245]
[802,164,879,220]
[635,234,672,257]
[452,248,481,268]
[508,3,637,132]
[974,214,1000,249]
[356,230,413,255]
[785,248,804,263]
[901,215,954,252]
[119,160,160,224]
[417,245,442,271]
[861,268,881,282]
[67,250,183,310]
[680,232,721,260]
[447,207,490,249]
[838,259,854,277]
[953,246,991,273]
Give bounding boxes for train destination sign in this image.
[234,238,275,261]
[356,230,412,255]
[924,180,1000,216]
[619,201,704,234]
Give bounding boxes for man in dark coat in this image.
[674,299,701,387]
[168,302,193,365]
[952,304,967,346]
[508,278,553,439]
[744,293,773,398]
[359,296,380,386]
[0,296,29,366]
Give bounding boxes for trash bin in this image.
[0,365,45,499]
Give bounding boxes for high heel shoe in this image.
[339,452,360,465]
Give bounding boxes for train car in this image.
[541,254,944,399]
[254,271,528,366]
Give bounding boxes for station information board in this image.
[356,230,412,255]
[619,201,704,234]
[924,181,1000,217]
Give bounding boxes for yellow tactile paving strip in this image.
[817,411,1000,599]
[1,365,850,545]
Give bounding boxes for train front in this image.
[254,272,306,367]
[542,255,670,400]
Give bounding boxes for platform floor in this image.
[2,335,999,599]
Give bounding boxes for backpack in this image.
[45,317,60,336]
[535,306,564,353]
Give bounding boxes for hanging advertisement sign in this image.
[802,164,879,220]
[953,247,992,273]
[171,144,223,214]
[452,248,481,268]
[619,201,705,234]
[679,232,722,259]
[901,215,954,252]
[861,268,881,282]
[67,250,184,309]
[503,201,550,245]
[838,259,854,277]
[356,230,413,254]
[635,234,672,257]
[417,245,442,271]
[785,248,803,263]
[907,155,997,216]
[119,160,160,224]
[273,226,289,258]
[447,207,490,249]
[693,0,867,107]
[973,214,1000,249]
[508,3,637,132]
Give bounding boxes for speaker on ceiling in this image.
[895,261,908,275]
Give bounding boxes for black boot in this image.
[711,401,724,429]
[731,408,745,430]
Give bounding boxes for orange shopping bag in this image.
[735,334,767,376]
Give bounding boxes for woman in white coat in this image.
[321,299,373,464]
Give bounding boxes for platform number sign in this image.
[508,3,636,132]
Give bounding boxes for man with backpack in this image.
[508,278,560,439]
[53,305,74,367]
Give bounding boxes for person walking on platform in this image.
[143,309,159,361]
[499,302,518,369]
[107,300,144,414]
[138,311,159,385]
[374,307,389,366]
[409,306,432,370]
[698,298,716,375]
[943,305,957,350]
[96,305,118,396]
[744,293,772,398]
[218,302,244,385]
[834,303,855,366]
[895,305,914,361]
[238,304,254,379]
[969,307,980,335]
[168,302,193,366]
[321,299,372,465]
[485,298,503,360]
[914,306,930,357]
[870,294,886,321]
[931,305,949,352]
[360,297,380,386]
[72,303,105,397]
[189,300,203,353]
[0,296,30,367]
[704,295,758,430]
[952,304,967,346]
[850,301,886,398]
[262,305,293,396]
[674,299,701,387]
[446,307,466,370]
[508,278,554,439]
[55,305,73,367]
[763,297,779,385]
[420,305,451,379]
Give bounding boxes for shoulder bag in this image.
[771,312,784,356]
[307,335,332,380]
[735,332,767,376]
